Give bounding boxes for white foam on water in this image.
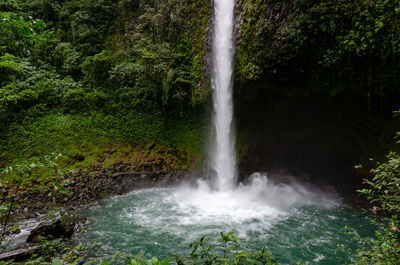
[74,181,376,264]
[87,172,341,251]
[313,254,325,262]
[118,172,341,240]
[174,172,340,216]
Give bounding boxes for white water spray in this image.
[211,0,237,190]
[173,0,341,215]
[67,2,352,261]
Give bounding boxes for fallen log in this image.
[0,246,40,261]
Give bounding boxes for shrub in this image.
[81,50,116,88]
[350,123,400,264]
[24,233,279,265]
[359,152,400,215]
[62,88,88,113]
[0,12,46,56]
[173,232,279,265]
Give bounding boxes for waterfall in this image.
[211,0,237,190]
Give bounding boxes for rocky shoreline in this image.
[1,162,189,218]
[0,161,190,261]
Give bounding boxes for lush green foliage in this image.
[359,152,400,215]
[347,119,400,264]
[1,0,400,263]
[343,224,400,265]
[1,153,72,196]
[237,0,400,102]
[17,233,279,265]
[0,11,46,56]
[173,232,278,265]
[0,0,211,169]
[2,0,400,169]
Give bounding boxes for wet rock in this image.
[26,215,87,243]
[3,225,21,237]
[1,158,190,223]
[1,188,8,197]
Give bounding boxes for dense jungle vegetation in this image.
[1,0,400,263]
[0,0,211,171]
[1,0,400,167]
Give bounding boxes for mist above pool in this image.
[77,173,375,264]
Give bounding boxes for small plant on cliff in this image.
[1,153,72,196]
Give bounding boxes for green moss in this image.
[1,108,206,177]
[237,0,400,100]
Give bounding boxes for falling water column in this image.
[211,0,237,190]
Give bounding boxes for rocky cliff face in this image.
[235,0,294,84]
[232,0,400,189]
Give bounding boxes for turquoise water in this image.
[76,179,375,265]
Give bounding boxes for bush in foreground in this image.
[4,233,278,265]
[345,150,400,264]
